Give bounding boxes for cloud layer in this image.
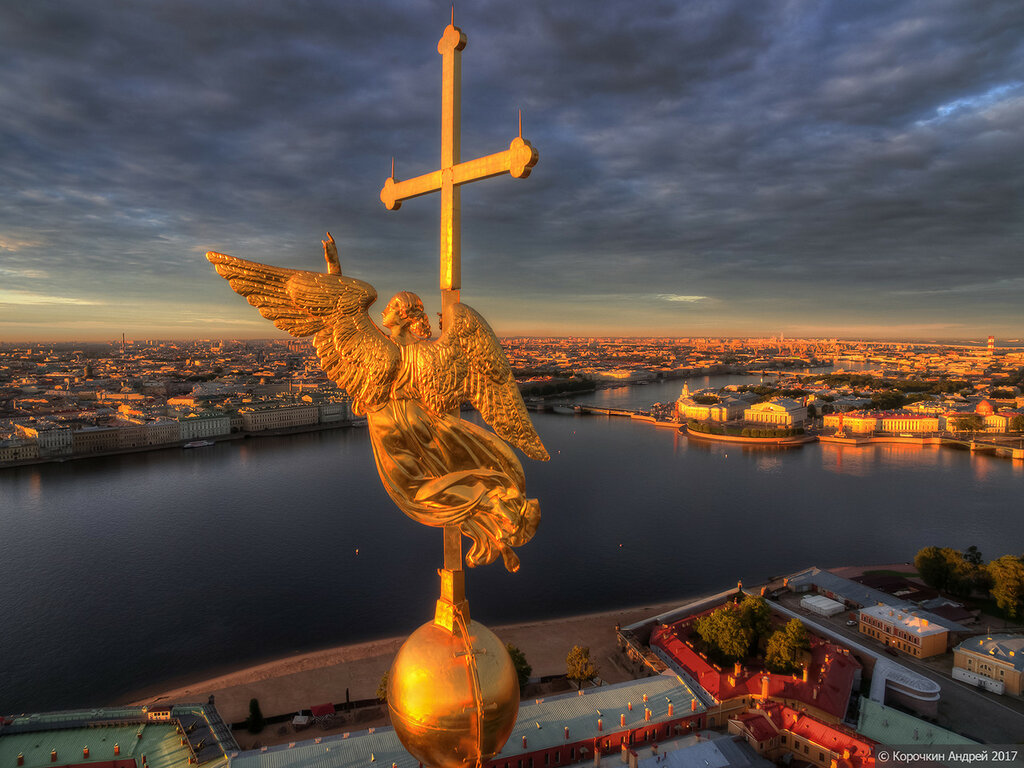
[2,0,1022,339]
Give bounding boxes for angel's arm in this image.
[206,242,400,411]
[323,232,342,275]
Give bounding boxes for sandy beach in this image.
[127,599,686,735]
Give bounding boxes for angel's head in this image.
[382,291,432,340]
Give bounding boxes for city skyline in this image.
[2,1,1023,342]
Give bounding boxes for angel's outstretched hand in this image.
[322,232,341,275]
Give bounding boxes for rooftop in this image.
[955,634,1024,671]
[860,605,947,637]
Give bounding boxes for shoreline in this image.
[123,563,913,740]
[124,598,698,726]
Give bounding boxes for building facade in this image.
[743,399,807,427]
[952,634,1024,695]
[858,605,948,658]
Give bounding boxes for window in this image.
[570,749,575,761]
[544,754,549,767]
[554,753,560,765]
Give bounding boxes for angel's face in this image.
[381,300,405,329]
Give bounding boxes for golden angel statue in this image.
[207,233,548,573]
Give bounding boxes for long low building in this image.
[230,678,708,768]
[858,605,948,659]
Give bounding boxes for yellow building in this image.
[858,605,947,659]
[953,634,1024,696]
[877,414,940,433]
[240,404,319,431]
[744,398,807,427]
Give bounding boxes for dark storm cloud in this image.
[1,0,1022,337]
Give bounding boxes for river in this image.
[1,375,1020,713]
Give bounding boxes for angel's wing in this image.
[408,302,550,461]
[206,251,400,412]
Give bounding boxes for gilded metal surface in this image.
[207,237,547,579]
[387,619,519,768]
[378,21,538,301]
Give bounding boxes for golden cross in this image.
[379,12,538,633]
[379,12,538,318]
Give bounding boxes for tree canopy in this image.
[507,643,532,688]
[914,545,989,597]
[765,619,810,674]
[988,555,1024,618]
[566,645,598,689]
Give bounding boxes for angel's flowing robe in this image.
[366,394,540,572]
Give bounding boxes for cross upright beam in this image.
[379,14,538,632]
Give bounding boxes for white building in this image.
[178,412,232,441]
[744,398,807,427]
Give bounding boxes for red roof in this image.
[310,703,335,717]
[772,705,875,767]
[731,710,778,743]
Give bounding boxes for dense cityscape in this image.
[3,336,1022,466]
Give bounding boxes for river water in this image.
[1,376,1020,713]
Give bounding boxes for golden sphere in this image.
[388,619,519,768]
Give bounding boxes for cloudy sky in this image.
[1,1,1022,342]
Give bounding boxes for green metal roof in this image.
[856,697,976,745]
[229,676,705,768]
[0,723,187,768]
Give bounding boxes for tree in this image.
[566,645,598,689]
[739,595,772,646]
[1011,415,1024,432]
[694,606,753,664]
[951,413,984,432]
[915,546,988,596]
[988,555,1024,618]
[915,546,950,590]
[377,671,389,703]
[507,643,532,688]
[765,619,810,674]
[246,698,265,734]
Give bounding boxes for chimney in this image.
[83,748,89,759]
[734,662,742,677]
[17,754,24,767]
[802,667,808,683]
[565,727,570,740]
[620,714,626,727]
[51,751,57,763]
[598,718,603,731]
[642,693,648,703]
[667,703,674,717]
[523,736,527,749]
[644,708,651,722]
[114,745,120,756]
[690,699,697,712]
[761,675,770,699]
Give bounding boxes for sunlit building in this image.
[743,398,806,428]
[953,634,1024,696]
[858,605,947,659]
